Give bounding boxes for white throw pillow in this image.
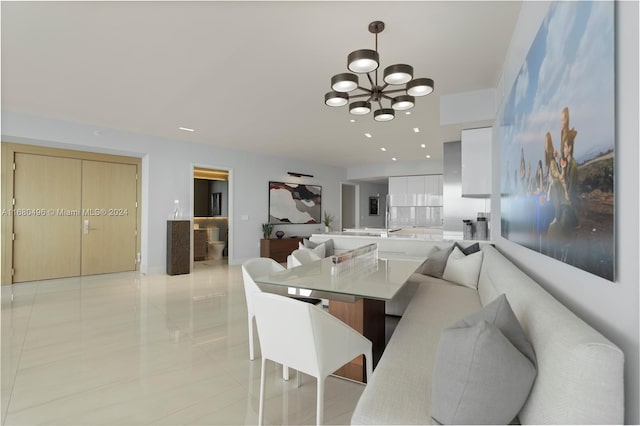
[298,241,325,258]
[442,247,483,289]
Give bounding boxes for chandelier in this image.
[324,21,434,122]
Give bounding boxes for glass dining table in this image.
[254,252,424,382]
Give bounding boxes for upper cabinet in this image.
[388,175,442,206]
[461,127,492,198]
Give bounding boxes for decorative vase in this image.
[275,230,285,239]
[324,226,330,233]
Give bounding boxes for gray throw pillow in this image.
[303,238,334,257]
[416,245,454,278]
[454,241,480,256]
[454,294,536,364]
[430,320,537,425]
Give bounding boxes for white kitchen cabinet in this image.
[388,176,408,206]
[461,127,492,197]
[425,175,443,206]
[407,176,425,205]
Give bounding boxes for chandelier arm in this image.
[350,93,374,100]
[377,99,384,110]
[380,94,395,101]
[381,88,408,95]
[366,73,375,87]
[356,86,373,93]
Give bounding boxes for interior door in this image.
[12,153,82,282]
[341,184,356,230]
[81,161,137,275]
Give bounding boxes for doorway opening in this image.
[193,167,231,268]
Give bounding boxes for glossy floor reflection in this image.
[1,263,365,425]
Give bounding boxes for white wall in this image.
[347,159,443,181]
[492,2,639,423]
[1,112,346,272]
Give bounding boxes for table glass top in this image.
[254,256,424,301]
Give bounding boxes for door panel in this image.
[13,154,82,282]
[81,161,137,275]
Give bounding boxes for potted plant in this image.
[262,223,274,239]
[323,212,334,233]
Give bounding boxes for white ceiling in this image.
[1,1,521,169]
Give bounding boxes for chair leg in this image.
[316,376,325,425]
[258,358,267,426]
[364,349,373,382]
[283,365,289,381]
[296,370,301,388]
[248,315,255,361]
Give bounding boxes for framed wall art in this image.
[369,196,379,216]
[498,1,615,280]
[269,181,321,224]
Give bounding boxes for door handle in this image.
[83,220,98,234]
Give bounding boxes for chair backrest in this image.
[241,258,286,311]
[253,292,372,379]
[290,249,322,267]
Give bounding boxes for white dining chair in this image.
[288,249,329,307]
[288,248,322,267]
[253,292,373,426]
[242,258,285,362]
[241,257,321,380]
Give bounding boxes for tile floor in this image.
[1,261,366,425]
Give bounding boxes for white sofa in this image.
[347,244,624,424]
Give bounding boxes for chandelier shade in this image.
[347,49,380,73]
[331,73,359,92]
[406,78,435,96]
[324,91,348,107]
[374,108,395,122]
[384,64,413,85]
[392,95,415,111]
[325,21,434,122]
[350,101,372,115]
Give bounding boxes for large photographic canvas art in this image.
[499,2,614,280]
[269,181,321,224]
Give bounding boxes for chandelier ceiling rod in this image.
[324,20,435,122]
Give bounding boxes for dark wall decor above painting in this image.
[269,181,321,224]
[499,1,615,280]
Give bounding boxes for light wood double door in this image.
[12,153,138,283]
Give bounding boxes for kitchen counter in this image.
[332,227,451,241]
[311,230,492,259]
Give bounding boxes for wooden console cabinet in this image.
[260,237,303,263]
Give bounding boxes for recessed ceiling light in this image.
[364,133,372,138]
[413,127,420,133]
[350,119,356,123]
[405,111,412,115]
[179,127,195,132]
[380,147,386,152]
[421,143,426,148]
[392,157,397,161]
[426,154,431,159]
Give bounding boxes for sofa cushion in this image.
[416,245,454,278]
[455,294,536,364]
[351,278,481,425]
[454,241,480,255]
[442,247,483,289]
[430,320,537,425]
[303,237,334,257]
